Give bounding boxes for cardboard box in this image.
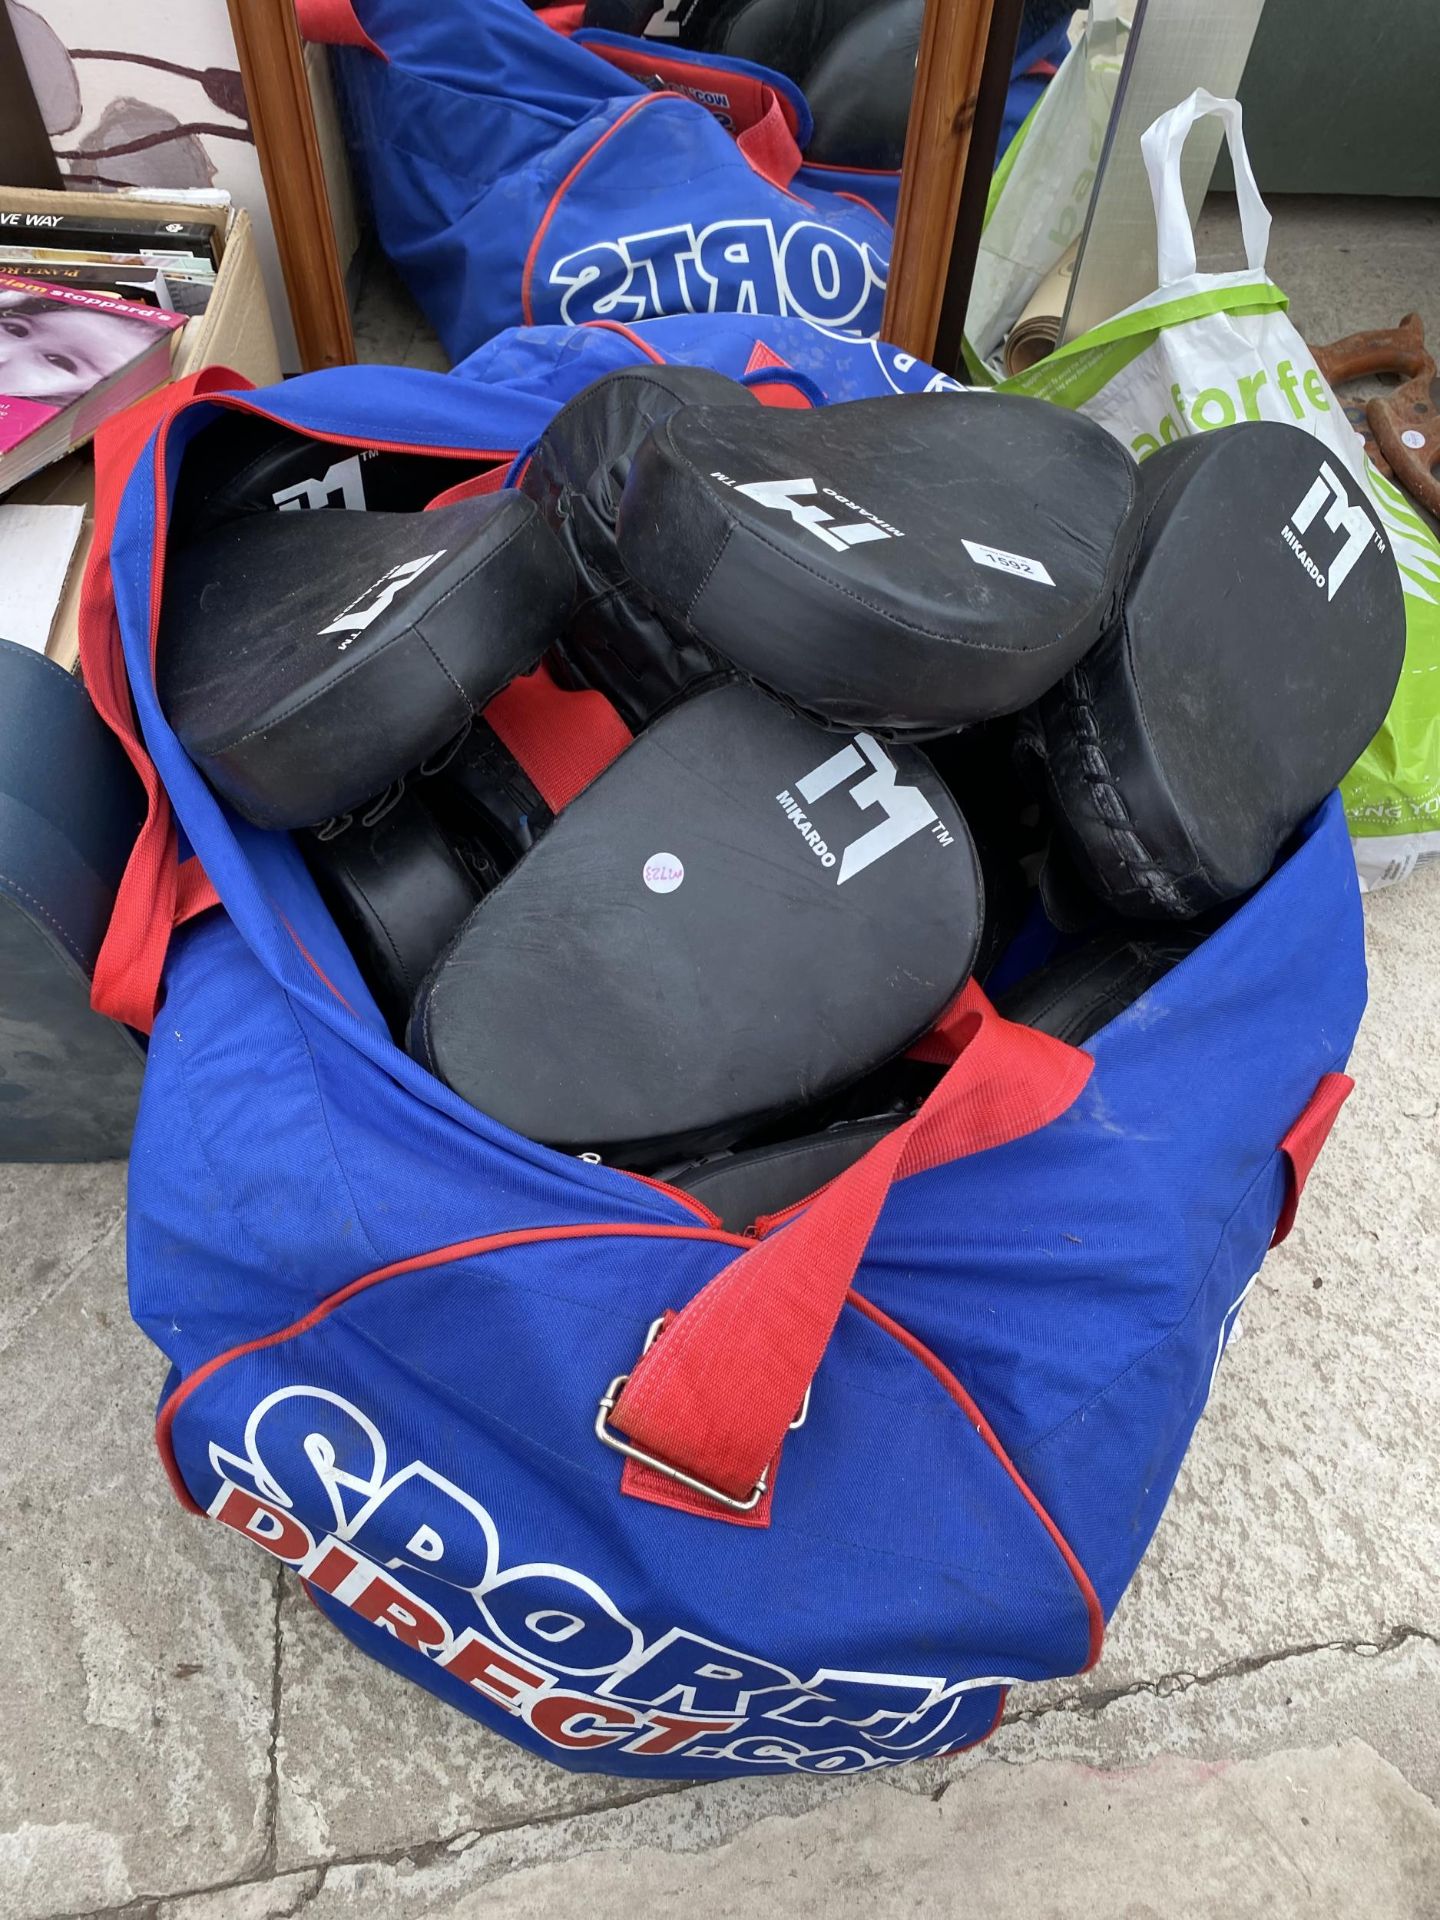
[2,189,283,671]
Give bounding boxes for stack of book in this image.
[0,205,220,316]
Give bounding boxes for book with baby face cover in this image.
[0,274,185,495]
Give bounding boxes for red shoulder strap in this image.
[609,982,1093,1520]
[79,367,247,1030]
[483,660,632,813]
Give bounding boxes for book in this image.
[0,244,216,282]
[0,260,178,311]
[0,208,220,267]
[0,274,186,495]
[0,502,87,655]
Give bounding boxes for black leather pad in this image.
[617,391,1140,734]
[158,497,574,830]
[411,680,981,1165]
[1035,424,1406,918]
[428,721,555,868]
[691,0,878,80]
[302,792,488,1037]
[804,0,922,169]
[995,929,1205,1046]
[664,1114,897,1230]
[168,412,489,548]
[521,365,756,729]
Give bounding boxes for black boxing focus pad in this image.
[158,497,573,830]
[1034,424,1406,919]
[684,0,879,82]
[411,680,981,1165]
[618,391,1140,735]
[521,364,757,729]
[804,0,923,170]
[167,411,492,549]
[302,792,490,1037]
[663,1114,899,1232]
[995,929,1204,1047]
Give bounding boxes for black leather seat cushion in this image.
[617,390,1141,734]
[1034,424,1406,918]
[521,365,755,729]
[158,497,573,830]
[410,680,981,1165]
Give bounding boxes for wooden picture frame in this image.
[882,0,1028,370]
[225,0,355,370]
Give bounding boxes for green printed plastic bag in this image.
[1001,89,1440,889]
[966,0,1128,378]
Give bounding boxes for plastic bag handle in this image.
[610,982,1093,1514]
[1140,89,1270,288]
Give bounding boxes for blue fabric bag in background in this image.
[297,0,893,363]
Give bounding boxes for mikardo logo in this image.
[274,454,368,513]
[777,734,952,885]
[1282,460,1376,602]
[317,551,446,647]
[730,476,900,553]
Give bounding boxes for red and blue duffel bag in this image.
[297,0,893,363]
[86,358,1364,1780]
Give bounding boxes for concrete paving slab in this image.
[271,1580,674,1871]
[152,1740,1440,1920]
[0,1166,275,1920]
[1196,194,1440,349]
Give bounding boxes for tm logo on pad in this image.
[1282,461,1379,601]
[726,476,902,554]
[777,734,952,885]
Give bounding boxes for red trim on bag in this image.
[941,1687,1008,1756]
[293,0,386,60]
[423,466,509,509]
[482,660,633,814]
[833,189,887,224]
[580,320,668,365]
[581,39,805,153]
[522,95,666,327]
[1271,1071,1354,1245]
[155,1219,753,1513]
[536,2,586,34]
[86,388,515,1032]
[156,1219,1101,1684]
[849,1290,1105,1673]
[623,1169,724,1229]
[277,912,357,1017]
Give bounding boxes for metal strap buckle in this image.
[594,1317,810,1513]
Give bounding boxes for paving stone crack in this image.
[1002,1623,1440,1729]
[53,1782,695,1919]
[262,1564,285,1874]
[50,1628,1440,1917]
